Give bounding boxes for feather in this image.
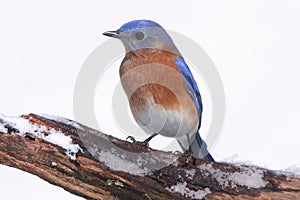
[175,57,203,128]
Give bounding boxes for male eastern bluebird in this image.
[103,20,214,161]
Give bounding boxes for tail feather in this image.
[190,132,214,162]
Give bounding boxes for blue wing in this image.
[175,57,214,161]
[175,57,203,128]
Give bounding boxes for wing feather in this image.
[175,57,203,128]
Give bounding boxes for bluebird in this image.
[103,20,214,161]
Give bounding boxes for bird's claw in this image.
[126,136,150,147]
[182,151,196,167]
[126,136,137,143]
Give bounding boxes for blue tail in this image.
[190,132,214,162]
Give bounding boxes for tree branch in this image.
[0,114,299,199]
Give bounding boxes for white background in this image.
[1,0,300,199]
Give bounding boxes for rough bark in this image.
[0,114,299,200]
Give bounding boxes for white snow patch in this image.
[221,154,256,166]
[222,154,300,178]
[185,169,196,178]
[198,163,268,189]
[0,123,7,133]
[96,147,178,175]
[284,165,300,176]
[275,165,300,178]
[98,149,148,175]
[40,114,84,130]
[0,114,82,160]
[166,182,211,199]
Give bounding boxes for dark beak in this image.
[103,31,121,38]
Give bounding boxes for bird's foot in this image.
[126,136,138,144]
[126,136,149,147]
[182,151,196,167]
[126,135,154,147]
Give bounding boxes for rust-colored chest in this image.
[119,50,187,110]
[119,49,199,137]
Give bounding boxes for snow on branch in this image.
[0,114,299,200]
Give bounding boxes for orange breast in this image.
[119,49,198,134]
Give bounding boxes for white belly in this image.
[131,98,198,138]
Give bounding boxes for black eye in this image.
[135,32,144,40]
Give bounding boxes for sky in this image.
[0,0,300,199]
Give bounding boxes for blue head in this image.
[103,20,179,54]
